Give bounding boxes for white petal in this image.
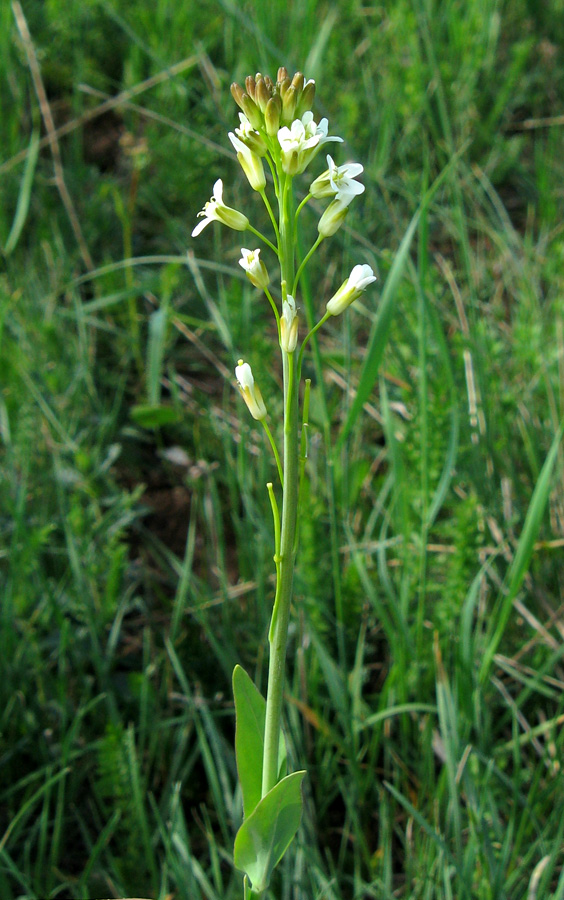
[192,217,211,237]
[213,179,224,202]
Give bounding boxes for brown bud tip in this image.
[265,96,281,136]
[231,83,246,110]
[281,85,298,123]
[291,71,305,94]
[278,76,291,100]
[245,75,256,100]
[255,77,270,113]
[297,80,316,116]
[264,75,274,91]
[241,94,263,130]
[277,66,288,84]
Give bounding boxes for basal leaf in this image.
[233,770,306,892]
[233,665,287,819]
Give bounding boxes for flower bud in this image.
[279,76,291,100]
[326,264,377,316]
[255,77,270,113]
[265,96,281,136]
[239,248,269,290]
[235,360,267,420]
[318,199,349,237]
[280,295,298,352]
[291,71,305,95]
[245,75,256,100]
[296,79,316,117]
[277,66,289,85]
[241,95,263,130]
[228,132,266,191]
[281,86,298,124]
[264,75,274,92]
[231,82,246,111]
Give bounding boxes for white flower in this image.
[228,132,266,192]
[234,113,267,156]
[326,264,377,316]
[310,155,365,202]
[235,360,267,420]
[280,295,298,352]
[192,180,249,237]
[277,112,342,175]
[239,248,269,290]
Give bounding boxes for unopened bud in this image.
[296,79,315,117]
[241,95,263,130]
[280,295,298,352]
[318,199,349,237]
[228,132,266,192]
[235,360,267,421]
[277,66,288,85]
[326,264,377,316]
[245,75,256,100]
[231,83,246,111]
[265,96,281,136]
[264,75,274,92]
[255,77,270,113]
[291,71,305,94]
[279,76,291,100]
[281,86,298,123]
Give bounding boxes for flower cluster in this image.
[191,66,377,423]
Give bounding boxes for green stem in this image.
[247,224,278,255]
[292,234,323,296]
[264,286,281,334]
[262,420,283,487]
[297,310,331,382]
[294,191,312,226]
[261,174,299,797]
[259,188,280,243]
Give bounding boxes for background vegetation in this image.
[1,0,564,897]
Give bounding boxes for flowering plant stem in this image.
[192,66,376,894]
[262,174,298,796]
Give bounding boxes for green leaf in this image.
[234,770,306,892]
[130,404,181,427]
[147,306,168,406]
[233,665,286,819]
[4,129,40,256]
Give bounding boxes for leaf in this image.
[4,129,40,256]
[147,306,168,406]
[233,770,306,892]
[233,665,286,819]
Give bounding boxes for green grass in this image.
[1,0,564,897]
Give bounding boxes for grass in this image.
[1,0,564,897]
